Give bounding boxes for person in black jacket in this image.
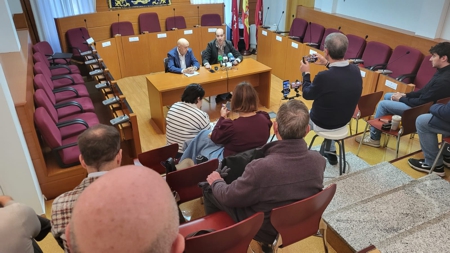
[408,100,450,176]
[301,32,362,165]
[202,28,243,102]
[356,42,450,148]
[202,28,243,69]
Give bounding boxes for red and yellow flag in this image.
[231,0,239,49]
[241,0,250,50]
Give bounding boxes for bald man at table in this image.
[167,38,200,74]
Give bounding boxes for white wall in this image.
[0,0,20,53]
[263,0,287,32]
[7,0,22,15]
[315,0,450,40]
[0,63,45,215]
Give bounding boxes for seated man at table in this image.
[202,28,243,101]
[68,165,184,253]
[301,32,362,165]
[51,124,122,251]
[356,42,450,147]
[408,100,450,176]
[167,38,200,74]
[203,100,325,253]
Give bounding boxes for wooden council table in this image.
[146,58,272,133]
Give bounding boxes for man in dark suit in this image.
[167,38,200,74]
[202,28,243,69]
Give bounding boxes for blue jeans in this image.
[416,114,450,166]
[370,93,411,140]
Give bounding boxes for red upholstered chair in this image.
[179,212,264,253]
[319,28,341,51]
[270,184,337,252]
[33,52,80,76]
[350,91,384,135]
[138,12,161,33]
[110,21,135,37]
[65,27,92,60]
[413,55,436,91]
[356,102,433,158]
[137,143,179,174]
[34,89,99,139]
[166,16,187,31]
[303,22,325,48]
[34,88,94,119]
[377,45,423,84]
[33,62,85,88]
[32,41,72,65]
[361,41,392,69]
[34,107,81,168]
[278,18,308,42]
[166,159,219,204]
[344,34,367,60]
[201,14,221,26]
[33,74,90,104]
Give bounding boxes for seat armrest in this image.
[57,119,89,129]
[396,73,416,82]
[368,63,387,71]
[54,101,84,113]
[52,87,79,97]
[51,74,75,83]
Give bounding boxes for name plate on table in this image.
[276,35,282,42]
[262,30,267,36]
[291,42,298,49]
[184,30,193,35]
[309,49,317,55]
[102,41,111,47]
[360,70,366,77]
[157,33,167,38]
[208,28,217,33]
[129,37,139,42]
[385,80,398,90]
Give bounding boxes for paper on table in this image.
[184,71,199,77]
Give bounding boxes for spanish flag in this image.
[241,0,250,50]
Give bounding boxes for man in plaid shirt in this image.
[51,124,122,251]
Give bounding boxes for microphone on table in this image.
[195,6,200,27]
[172,8,177,30]
[275,11,284,33]
[227,52,236,64]
[261,7,270,29]
[380,50,410,75]
[115,13,121,36]
[218,54,223,66]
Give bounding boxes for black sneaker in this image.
[257,241,273,253]
[408,158,445,176]
[443,156,450,168]
[161,157,176,174]
[324,151,338,165]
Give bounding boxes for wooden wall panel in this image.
[55,3,223,53]
[295,6,444,56]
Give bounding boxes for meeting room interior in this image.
[2,0,450,252]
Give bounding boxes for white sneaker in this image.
[355,135,381,147]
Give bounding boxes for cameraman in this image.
[301,32,362,165]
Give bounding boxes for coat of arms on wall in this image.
[108,0,171,9]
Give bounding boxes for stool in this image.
[308,127,349,175]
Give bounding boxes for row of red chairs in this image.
[284,17,436,90]
[32,48,100,167]
[110,12,222,37]
[137,151,336,253]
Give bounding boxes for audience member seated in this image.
[68,165,184,253]
[0,195,51,253]
[166,83,212,155]
[301,32,362,165]
[202,100,325,253]
[167,38,200,74]
[202,28,243,102]
[356,42,450,147]
[409,100,450,176]
[51,124,122,251]
[180,82,272,162]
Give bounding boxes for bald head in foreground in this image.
[69,165,184,253]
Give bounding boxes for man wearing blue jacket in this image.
[167,38,200,74]
[408,100,450,176]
